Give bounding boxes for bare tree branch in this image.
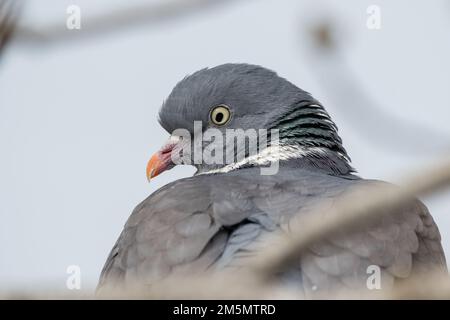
[138,157,450,299]
[301,21,450,155]
[252,157,450,277]
[0,0,23,57]
[2,158,450,299]
[14,0,236,47]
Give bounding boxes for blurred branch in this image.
[381,274,450,299]
[14,0,236,47]
[0,0,22,58]
[3,158,450,299]
[94,158,450,300]
[302,21,450,155]
[253,157,450,277]
[160,157,450,299]
[102,274,303,300]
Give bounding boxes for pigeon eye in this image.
[210,105,231,126]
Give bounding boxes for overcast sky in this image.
[1,0,449,293]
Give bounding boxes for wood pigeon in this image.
[97,64,447,297]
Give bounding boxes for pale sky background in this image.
[0,0,449,293]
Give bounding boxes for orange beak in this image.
[146,142,177,181]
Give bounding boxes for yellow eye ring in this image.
[210,105,231,126]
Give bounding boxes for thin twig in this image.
[14,0,235,47]
[302,21,450,154]
[2,158,450,299]
[251,157,450,277]
[0,0,23,57]
[95,158,450,300]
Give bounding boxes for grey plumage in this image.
[98,63,447,296]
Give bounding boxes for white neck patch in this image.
[198,145,331,175]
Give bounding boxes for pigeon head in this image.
[147,63,353,180]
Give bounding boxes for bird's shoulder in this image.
[97,167,355,292]
[97,167,446,295]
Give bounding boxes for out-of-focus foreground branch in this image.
[0,0,22,57]
[38,157,450,300]
[253,157,450,278]
[4,158,450,299]
[13,0,235,47]
[140,157,450,300]
[302,21,450,154]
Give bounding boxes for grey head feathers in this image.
[159,64,309,133]
[158,63,354,176]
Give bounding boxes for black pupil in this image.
[215,112,224,123]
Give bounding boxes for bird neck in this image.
[197,143,354,176]
[268,100,354,175]
[198,100,355,176]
